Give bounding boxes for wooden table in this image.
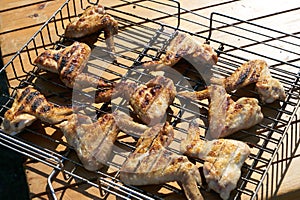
[1,0,300,199]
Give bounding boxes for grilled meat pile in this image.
[1,9,288,198]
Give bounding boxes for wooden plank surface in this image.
[1,0,300,199]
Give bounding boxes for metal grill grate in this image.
[0,0,300,199]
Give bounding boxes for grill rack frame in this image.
[0,0,300,199]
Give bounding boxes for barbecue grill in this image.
[0,0,300,199]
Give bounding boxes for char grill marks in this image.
[215,59,286,103]
[207,84,264,138]
[2,86,73,135]
[58,113,119,171]
[120,123,203,200]
[181,120,250,200]
[34,42,91,88]
[142,32,218,69]
[118,75,176,126]
[34,42,115,103]
[64,4,118,54]
[223,59,264,91]
[179,59,286,104]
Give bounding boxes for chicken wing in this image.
[181,120,250,200]
[112,110,149,137]
[34,42,115,102]
[178,59,286,104]
[208,84,264,138]
[1,86,73,135]
[115,75,176,126]
[142,32,218,69]
[120,122,203,200]
[64,4,118,53]
[58,113,119,171]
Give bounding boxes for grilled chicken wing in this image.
[34,42,91,87]
[142,32,218,69]
[34,42,115,103]
[112,110,149,137]
[1,86,73,135]
[116,76,176,126]
[181,120,250,200]
[120,122,203,200]
[58,113,119,171]
[208,84,264,138]
[215,59,286,103]
[178,59,286,104]
[64,4,118,53]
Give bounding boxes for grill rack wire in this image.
[0,0,300,199]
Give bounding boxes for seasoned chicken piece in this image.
[34,42,91,86]
[1,86,73,135]
[181,120,251,200]
[112,110,149,137]
[178,88,210,101]
[126,76,176,126]
[64,4,118,53]
[34,42,115,103]
[208,84,263,138]
[255,67,286,103]
[120,123,203,200]
[58,113,119,171]
[142,32,218,69]
[179,59,286,104]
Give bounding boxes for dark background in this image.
[0,48,30,200]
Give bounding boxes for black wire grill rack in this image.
[0,0,300,199]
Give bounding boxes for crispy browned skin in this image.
[219,59,286,103]
[142,32,218,69]
[58,113,119,171]
[34,42,91,87]
[128,76,176,126]
[64,5,118,53]
[178,59,286,104]
[113,76,176,126]
[34,42,115,103]
[208,84,264,138]
[2,86,73,135]
[120,123,203,200]
[181,120,251,200]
